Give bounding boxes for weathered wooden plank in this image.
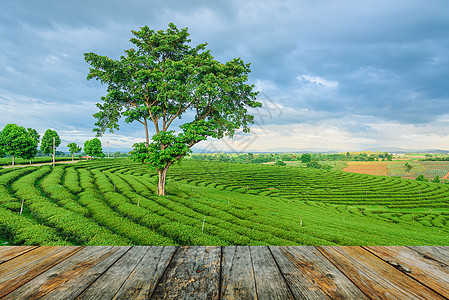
[75,246,151,299]
[111,246,177,300]
[221,246,257,299]
[0,246,38,264]
[4,246,130,300]
[408,246,449,266]
[0,246,83,298]
[150,246,221,299]
[317,246,444,300]
[271,246,368,299]
[251,246,294,299]
[364,246,449,298]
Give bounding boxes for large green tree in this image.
[40,129,61,163]
[67,142,82,161]
[0,124,37,166]
[84,23,260,196]
[84,138,105,158]
[26,128,40,163]
[27,128,40,146]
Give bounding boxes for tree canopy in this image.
[27,128,40,146]
[301,153,312,163]
[84,23,260,195]
[84,138,105,158]
[0,124,37,166]
[67,142,82,161]
[40,129,61,155]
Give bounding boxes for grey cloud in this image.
[1,0,449,151]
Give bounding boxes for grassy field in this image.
[1,159,449,246]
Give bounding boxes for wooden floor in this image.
[0,246,448,299]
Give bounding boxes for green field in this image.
[0,156,80,166]
[1,159,449,246]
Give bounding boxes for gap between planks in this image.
[0,246,448,299]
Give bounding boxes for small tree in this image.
[416,174,427,182]
[85,23,260,195]
[0,124,37,166]
[405,162,413,172]
[307,161,322,169]
[113,151,121,158]
[301,153,312,163]
[275,160,286,166]
[41,129,61,163]
[67,142,82,161]
[433,175,440,183]
[84,138,105,158]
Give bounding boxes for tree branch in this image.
[162,104,167,131]
[165,99,194,130]
[142,86,160,133]
[198,105,214,121]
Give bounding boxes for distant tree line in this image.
[420,155,449,161]
[0,123,107,166]
[190,151,394,164]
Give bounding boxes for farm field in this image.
[1,159,449,246]
[344,160,449,180]
[342,161,389,176]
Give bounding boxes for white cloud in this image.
[196,116,449,153]
[254,79,279,93]
[58,130,143,152]
[297,74,339,88]
[44,55,61,64]
[0,93,97,133]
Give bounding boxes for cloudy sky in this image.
[1,0,449,153]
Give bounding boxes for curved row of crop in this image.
[2,158,448,246]
[113,172,324,245]
[168,161,449,209]
[0,167,72,245]
[11,166,131,245]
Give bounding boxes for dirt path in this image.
[2,160,81,168]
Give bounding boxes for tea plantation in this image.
[1,159,448,246]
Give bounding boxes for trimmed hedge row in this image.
[11,166,131,245]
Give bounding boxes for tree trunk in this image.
[12,155,15,167]
[157,163,172,196]
[52,136,55,167]
[144,118,149,146]
[72,153,74,161]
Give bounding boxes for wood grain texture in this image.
[408,246,449,266]
[364,246,449,298]
[1,246,448,299]
[4,246,130,300]
[113,246,177,300]
[251,246,294,299]
[76,246,151,299]
[317,246,444,300]
[221,246,257,299]
[150,246,221,299]
[0,246,37,264]
[271,246,368,299]
[0,246,83,298]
